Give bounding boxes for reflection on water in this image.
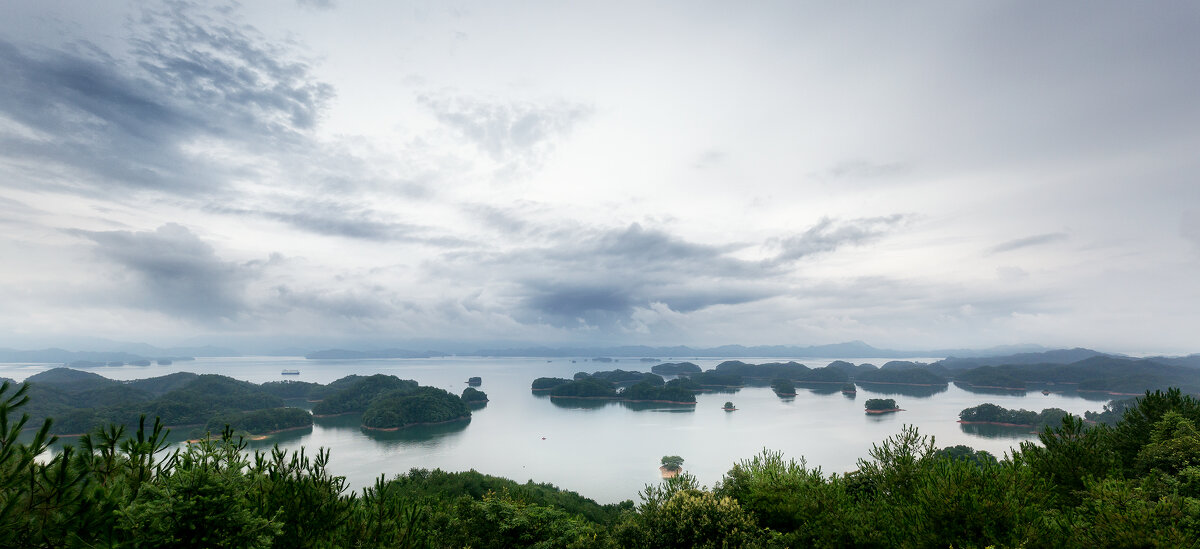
[865,411,902,423]
[855,382,948,398]
[798,383,842,395]
[549,398,612,410]
[619,401,695,412]
[958,422,1039,439]
[953,382,1027,397]
[359,419,471,444]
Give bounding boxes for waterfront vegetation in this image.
[3,381,1199,548]
[959,403,1070,428]
[865,398,899,412]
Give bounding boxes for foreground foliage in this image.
[3,380,1199,548]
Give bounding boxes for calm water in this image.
[1,356,1113,503]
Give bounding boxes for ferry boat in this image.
[281,369,300,375]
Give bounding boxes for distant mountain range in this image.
[0,345,238,364]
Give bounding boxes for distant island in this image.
[651,362,701,375]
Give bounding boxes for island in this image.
[659,455,684,478]
[361,386,471,430]
[467,376,482,386]
[865,398,902,414]
[841,382,857,394]
[531,377,572,392]
[312,374,419,416]
[958,403,1069,428]
[723,401,736,411]
[461,387,489,407]
[651,362,702,375]
[620,379,696,404]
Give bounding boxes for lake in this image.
[0,356,1115,504]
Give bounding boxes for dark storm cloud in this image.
[987,233,1068,254]
[769,215,909,265]
[0,2,332,195]
[67,223,251,319]
[419,94,591,173]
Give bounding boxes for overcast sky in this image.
[1,1,1198,354]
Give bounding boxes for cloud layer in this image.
[1,1,1198,354]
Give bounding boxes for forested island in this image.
[958,403,1070,428]
[531,370,698,404]
[4,381,1198,547]
[8,368,479,436]
[864,398,901,413]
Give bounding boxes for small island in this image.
[660,455,684,478]
[958,403,1069,428]
[865,398,902,414]
[841,382,857,394]
[723,401,736,411]
[461,386,489,407]
[467,376,482,386]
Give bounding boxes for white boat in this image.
[281,369,300,375]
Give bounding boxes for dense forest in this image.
[4,381,1199,547]
[9,369,478,437]
[958,403,1070,428]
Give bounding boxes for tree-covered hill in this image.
[361,386,471,429]
[311,374,419,416]
[651,362,702,375]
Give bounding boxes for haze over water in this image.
[1,356,1112,503]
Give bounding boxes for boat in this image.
[281,369,300,375]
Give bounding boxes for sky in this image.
[1,1,1198,355]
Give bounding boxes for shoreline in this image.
[957,420,1036,428]
[361,415,471,431]
[855,380,948,387]
[865,408,904,414]
[548,395,697,405]
[185,423,314,443]
[962,384,1028,391]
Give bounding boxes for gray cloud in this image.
[67,223,251,319]
[987,232,1068,254]
[0,2,333,196]
[419,94,590,175]
[433,223,786,328]
[211,200,473,246]
[770,215,909,265]
[270,286,396,319]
